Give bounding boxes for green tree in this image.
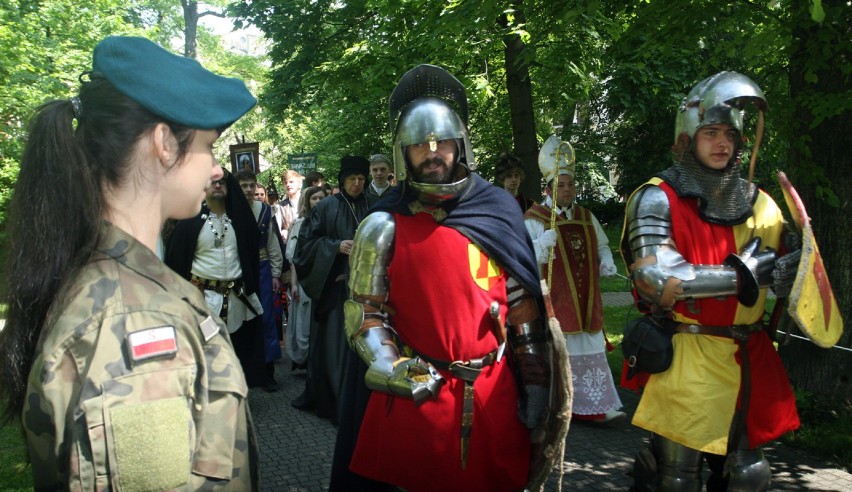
[778,0,850,397]
[0,0,142,228]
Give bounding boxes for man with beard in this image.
[292,155,374,422]
[165,168,271,389]
[333,65,556,492]
[621,72,800,490]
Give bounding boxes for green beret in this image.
[92,36,256,130]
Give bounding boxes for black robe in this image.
[292,191,371,422]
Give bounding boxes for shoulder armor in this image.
[349,212,395,296]
[625,185,674,261]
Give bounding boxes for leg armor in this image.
[726,448,771,491]
[631,433,703,492]
[624,185,775,308]
[505,278,551,429]
[344,212,444,404]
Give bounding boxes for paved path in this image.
[249,292,852,491]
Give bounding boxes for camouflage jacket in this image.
[23,221,258,491]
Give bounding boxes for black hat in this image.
[92,36,256,129]
[337,155,370,184]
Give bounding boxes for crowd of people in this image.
[0,34,808,492]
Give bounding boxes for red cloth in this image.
[525,204,604,334]
[623,182,799,447]
[349,212,531,491]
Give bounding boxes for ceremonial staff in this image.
[537,135,576,305]
[525,135,576,492]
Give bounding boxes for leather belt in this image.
[189,276,258,322]
[417,349,498,469]
[674,323,763,341]
[190,275,241,295]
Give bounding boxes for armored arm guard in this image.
[625,185,776,308]
[506,277,551,429]
[344,212,445,404]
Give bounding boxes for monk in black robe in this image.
[292,156,374,421]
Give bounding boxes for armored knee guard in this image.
[630,434,704,492]
[726,448,770,492]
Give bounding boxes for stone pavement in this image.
[248,292,850,490]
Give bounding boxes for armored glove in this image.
[771,232,802,298]
[381,356,445,405]
[723,237,776,307]
[600,261,618,278]
[538,230,558,250]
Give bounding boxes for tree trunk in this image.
[502,5,540,198]
[183,0,199,59]
[779,0,850,399]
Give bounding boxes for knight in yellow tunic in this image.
[621,72,800,491]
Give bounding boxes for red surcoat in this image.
[349,212,531,491]
[525,203,604,334]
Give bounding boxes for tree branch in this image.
[199,10,227,19]
[733,0,785,24]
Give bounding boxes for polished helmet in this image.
[674,71,767,142]
[389,65,474,203]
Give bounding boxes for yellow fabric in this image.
[732,190,786,325]
[632,333,740,455]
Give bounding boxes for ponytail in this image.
[0,76,195,421]
[0,99,99,421]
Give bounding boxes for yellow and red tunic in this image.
[525,203,604,334]
[349,212,531,491]
[629,178,799,454]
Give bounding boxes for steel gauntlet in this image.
[343,299,444,404]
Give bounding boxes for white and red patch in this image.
[127,326,178,362]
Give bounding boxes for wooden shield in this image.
[778,172,843,348]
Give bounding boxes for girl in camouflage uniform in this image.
[0,36,259,490]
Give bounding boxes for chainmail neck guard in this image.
[658,150,757,225]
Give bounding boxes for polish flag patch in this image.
[127,326,178,362]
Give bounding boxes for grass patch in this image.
[0,422,32,490]
[600,223,631,293]
[781,391,852,471]
[604,304,637,382]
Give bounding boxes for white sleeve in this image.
[524,218,550,265]
[591,213,615,269]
